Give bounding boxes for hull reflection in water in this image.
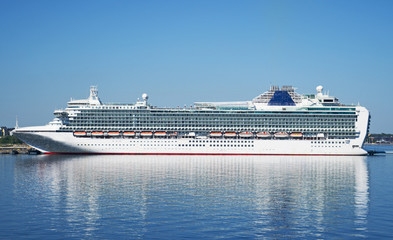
[13,155,369,239]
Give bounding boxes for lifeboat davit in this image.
[209,132,222,137]
[92,131,104,137]
[140,132,153,137]
[123,131,136,137]
[239,132,253,138]
[256,132,271,138]
[274,132,289,138]
[290,132,303,138]
[73,131,86,137]
[154,132,167,137]
[224,132,237,138]
[108,131,120,136]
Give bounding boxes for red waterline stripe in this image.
[45,152,365,156]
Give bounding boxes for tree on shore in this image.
[0,136,23,145]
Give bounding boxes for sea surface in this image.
[1,145,393,239]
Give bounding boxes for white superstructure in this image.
[13,85,370,155]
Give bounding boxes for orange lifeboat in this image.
[274,132,289,138]
[224,132,237,138]
[73,131,86,137]
[92,131,104,137]
[256,132,271,138]
[209,132,222,137]
[290,132,303,138]
[154,132,167,137]
[108,131,120,136]
[140,132,153,137]
[239,132,253,138]
[123,131,136,137]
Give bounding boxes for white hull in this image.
[13,131,368,156]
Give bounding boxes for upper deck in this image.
[194,85,343,111]
[62,85,349,112]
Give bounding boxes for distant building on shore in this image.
[1,127,13,137]
[367,134,393,144]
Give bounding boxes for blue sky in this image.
[1,0,392,133]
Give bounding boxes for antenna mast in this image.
[15,116,19,129]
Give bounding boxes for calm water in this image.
[1,146,393,239]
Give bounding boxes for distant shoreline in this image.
[364,143,393,146]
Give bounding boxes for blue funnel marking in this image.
[268,91,296,106]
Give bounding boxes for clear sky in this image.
[1,0,392,133]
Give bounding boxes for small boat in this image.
[169,132,178,137]
[274,132,289,138]
[224,132,237,138]
[108,131,120,136]
[209,132,222,137]
[91,131,104,137]
[140,132,153,137]
[73,131,87,137]
[154,132,167,137]
[123,131,136,137]
[256,132,271,138]
[290,132,303,138]
[239,132,253,138]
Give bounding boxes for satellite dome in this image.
[316,85,323,93]
[142,93,149,101]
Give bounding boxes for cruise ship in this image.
[12,85,370,155]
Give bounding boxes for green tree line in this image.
[0,136,23,144]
